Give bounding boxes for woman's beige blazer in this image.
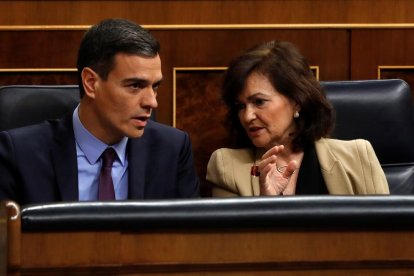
[206,138,389,197]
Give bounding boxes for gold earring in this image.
[294,111,299,118]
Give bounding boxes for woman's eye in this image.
[254,98,266,106]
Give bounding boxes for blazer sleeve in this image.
[317,138,390,194]
[356,139,390,194]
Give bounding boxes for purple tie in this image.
[98,148,116,200]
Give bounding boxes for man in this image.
[0,18,200,204]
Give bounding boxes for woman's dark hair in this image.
[222,40,335,151]
[76,18,160,98]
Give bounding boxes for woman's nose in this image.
[240,105,256,123]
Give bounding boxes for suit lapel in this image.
[51,115,79,201]
[127,133,150,199]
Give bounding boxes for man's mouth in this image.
[132,116,150,127]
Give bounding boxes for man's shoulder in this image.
[0,117,70,143]
[145,120,186,137]
[128,120,191,155]
[4,122,51,138]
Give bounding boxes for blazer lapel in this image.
[315,139,354,194]
[230,148,261,196]
[51,115,79,201]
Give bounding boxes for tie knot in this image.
[101,148,116,168]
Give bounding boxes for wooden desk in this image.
[3,197,414,275]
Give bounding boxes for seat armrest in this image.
[21,196,414,231]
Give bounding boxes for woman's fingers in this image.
[282,160,298,179]
[261,145,284,159]
[257,154,277,172]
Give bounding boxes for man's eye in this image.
[130,82,146,89]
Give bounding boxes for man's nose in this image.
[142,88,158,109]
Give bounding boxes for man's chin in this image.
[127,128,145,138]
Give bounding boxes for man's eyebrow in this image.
[121,78,163,86]
[121,78,148,85]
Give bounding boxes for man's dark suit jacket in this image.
[0,115,200,205]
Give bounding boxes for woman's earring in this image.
[294,111,300,118]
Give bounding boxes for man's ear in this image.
[81,67,99,99]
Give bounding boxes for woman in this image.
[206,40,389,196]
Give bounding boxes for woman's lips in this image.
[248,126,264,137]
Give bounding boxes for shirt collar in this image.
[72,105,128,165]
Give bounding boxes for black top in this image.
[295,144,329,195]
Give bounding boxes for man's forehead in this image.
[112,53,162,80]
[114,52,161,64]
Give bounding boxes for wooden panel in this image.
[378,66,414,102]
[0,31,83,68]
[1,0,414,25]
[22,232,121,267]
[0,203,6,275]
[351,29,414,80]
[11,229,414,274]
[0,71,78,86]
[175,68,228,196]
[6,201,20,272]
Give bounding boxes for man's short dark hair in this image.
[76,18,160,97]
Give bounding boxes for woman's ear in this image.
[293,102,301,118]
[81,67,99,99]
[295,102,301,112]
